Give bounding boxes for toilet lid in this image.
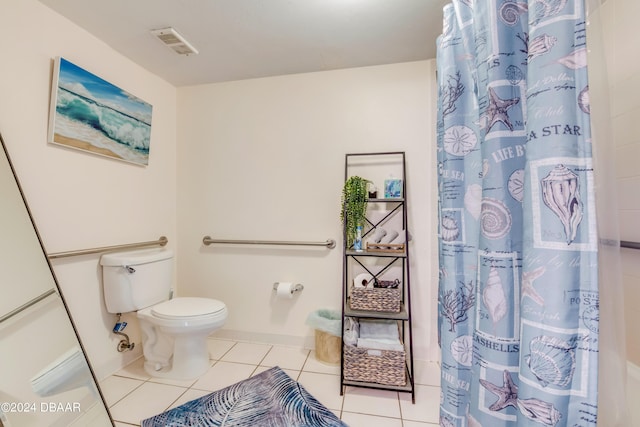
[151,297,226,319]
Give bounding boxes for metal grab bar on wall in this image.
[202,235,336,249]
[621,241,640,250]
[48,236,168,259]
[0,288,57,325]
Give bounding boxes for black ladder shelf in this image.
[339,151,415,403]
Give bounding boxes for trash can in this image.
[306,309,341,364]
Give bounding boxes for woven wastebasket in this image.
[306,309,341,365]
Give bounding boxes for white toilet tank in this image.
[100,248,174,314]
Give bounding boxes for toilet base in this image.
[142,333,212,380]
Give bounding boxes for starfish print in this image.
[479,370,519,411]
[521,266,545,306]
[486,87,520,132]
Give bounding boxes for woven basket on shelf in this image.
[349,286,401,312]
[343,343,406,386]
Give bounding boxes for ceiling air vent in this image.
[150,27,199,55]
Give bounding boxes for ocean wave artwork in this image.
[48,57,153,166]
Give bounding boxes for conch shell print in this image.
[541,164,583,244]
[528,34,557,61]
[531,0,568,25]
[483,266,508,324]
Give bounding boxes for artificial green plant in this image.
[341,176,370,248]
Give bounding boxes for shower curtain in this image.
[436,1,607,425]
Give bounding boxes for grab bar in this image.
[621,241,640,250]
[0,288,57,325]
[48,236,168,259]
[202,236,336,249]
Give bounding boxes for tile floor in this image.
[99,338,441,426]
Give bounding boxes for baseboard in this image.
[212,328,315,350]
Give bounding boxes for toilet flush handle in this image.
[123,265,136,274]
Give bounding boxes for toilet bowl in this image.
[30,347,92,397]
[100,248,228,381]
[137,297,227,379]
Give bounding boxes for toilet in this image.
[100,248,227,380]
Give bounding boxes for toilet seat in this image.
[151,297,226,320]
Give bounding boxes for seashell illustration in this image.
[517,397,563,426]
[508,169,525,202]
[499,1,528,26]
[464,184,482,219]
[506,65,524,85]
[578,85,590,114]
[531,0,568,24]
[481,198,512,240]
[444,125,478,156]
[525,335,577,387]
[450,335,473,366]
[480,158,490,178]
[482,266,508,324]
[528,34,557,61]
[556,47,588,69]
[541,165,583,244]
[441,216,460,242]
[440,416,455,427]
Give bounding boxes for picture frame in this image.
[48,57,153,166]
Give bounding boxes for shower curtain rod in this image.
[202,236,336,249]
[47,236,168,259]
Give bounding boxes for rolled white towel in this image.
[369,228,387,243]
[391,231,406,245]
[379,230,399,245]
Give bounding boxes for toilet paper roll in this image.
[276,282,294,299]
[354,273,374,289]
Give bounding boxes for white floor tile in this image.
[402,420,438,426]
[297,371,344,411]
[260,345,309,370]
[113,357,151,381]
[252,365,300,381]
[206,338,236,360]
[341,411,402,427]
[342,386,401,418]
[167,388,212,410]
[303,351,341,375]
[220,341,271,365]
[108,381,187,425]
[99,375,144,407]
[191,361,256,391]
[399,384,440,424]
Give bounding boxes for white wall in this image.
[600,0,640,367]
[176,61,440,361]
[0,0,178,379]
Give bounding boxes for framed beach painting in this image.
[48,57,153,166]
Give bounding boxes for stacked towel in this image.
[344,319,404,352]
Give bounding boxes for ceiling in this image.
[37,0,448,87]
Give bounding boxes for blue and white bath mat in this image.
[141,366,347,426]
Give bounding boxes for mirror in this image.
[0,133,112,426]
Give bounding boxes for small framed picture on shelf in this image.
[384,178,402,198]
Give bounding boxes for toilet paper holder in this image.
[272,282,304,293]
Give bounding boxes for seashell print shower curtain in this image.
[436,1,601,425]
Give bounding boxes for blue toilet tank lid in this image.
[100,248,173,266]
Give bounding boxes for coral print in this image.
[441,72,465,118]
[440,280,476,332]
